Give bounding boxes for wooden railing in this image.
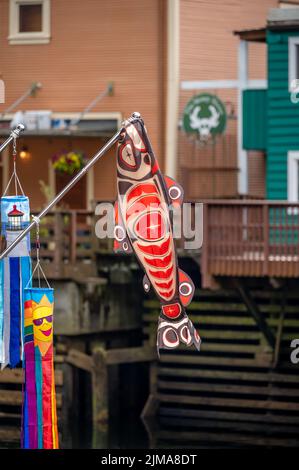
[26,200,299,283]
[202,200,299,287]
[31,209,97,279]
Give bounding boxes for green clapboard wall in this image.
[243,89,267,151]
[267,30,299,200]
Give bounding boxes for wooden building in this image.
[0,0,279,210]
[144,6,299,449]
[1,0,299,449]
[203,7,299,287]
[0,0,167,209]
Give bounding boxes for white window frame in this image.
[288,151,299,202]
[8,0,51,45]
[289,37,299,91]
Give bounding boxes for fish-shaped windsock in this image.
[114,113,201,351]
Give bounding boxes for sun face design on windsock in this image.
[114,114,201,351]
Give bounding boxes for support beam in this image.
[165,0,180,178]
[234,279,275,349]
[237,40,248,195]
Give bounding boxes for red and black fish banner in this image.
[114,113,201,351]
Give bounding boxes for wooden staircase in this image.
[142,288,299,448]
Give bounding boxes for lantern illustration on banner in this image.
[7,204,24,231]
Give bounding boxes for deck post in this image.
[263,203,269,276]
[201,202,213,288]
[53,211,64,277]
[91,347,108,424]
[91,347,109,449]
[70,210,77,264]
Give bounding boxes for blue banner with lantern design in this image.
[0,195,32,368]
[1,195,31,250]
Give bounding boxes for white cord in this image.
[25,217,51,290]
[2,136,25,197]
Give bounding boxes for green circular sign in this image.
[182,93,227,139]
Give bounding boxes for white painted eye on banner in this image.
[120,142,136,168]
[123,242,128,251]
[180,325,192,345]
[179,282,192,297]
[114,225,126,242]
[162,328,180,349]
[169,186,181,200]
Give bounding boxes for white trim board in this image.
[0,112,123,127]
[288,151,299,202]
[181,79,267,90]
[288,37,299,92]
[165,0,180,178]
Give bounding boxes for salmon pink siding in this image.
[180,0,276,82]
[0,0,281,205]
[0,0,166,203]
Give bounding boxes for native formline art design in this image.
[114,114,201,351]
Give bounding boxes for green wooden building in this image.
[242,8,299,201]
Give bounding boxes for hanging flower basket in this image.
[51,150,86,176]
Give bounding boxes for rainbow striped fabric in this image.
[22,287,59,449]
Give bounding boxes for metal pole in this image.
[0,124,25,154]
[0,128,122,260]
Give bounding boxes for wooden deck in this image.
[202,200,299,287]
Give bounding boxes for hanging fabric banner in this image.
[0,260,4,363]
[114,115,201,351]
[0,195,31,368]
[22,287,59,449]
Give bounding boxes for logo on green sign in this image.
[182,93,227,140]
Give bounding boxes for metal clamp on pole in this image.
[0,124,25,154]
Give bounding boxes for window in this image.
[19,4,42,32]
[289,37,299,91]
[288,151,299,202]
[9,0,50,45]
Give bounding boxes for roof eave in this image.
[233,28,266,43]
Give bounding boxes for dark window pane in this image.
[19,4,42,33]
